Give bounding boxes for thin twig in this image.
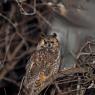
[15,0,36,15]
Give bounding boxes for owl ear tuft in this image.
[52,33,57,38]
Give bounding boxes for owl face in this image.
[37,33,59,50]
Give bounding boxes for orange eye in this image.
[44,41,47,44]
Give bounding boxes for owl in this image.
[22,33,61,95]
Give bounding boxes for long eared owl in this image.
[22,33,61,95]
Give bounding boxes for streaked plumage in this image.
[22,33,61,95]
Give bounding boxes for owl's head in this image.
[37,33,59,50]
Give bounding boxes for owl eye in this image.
[44,41,47,44]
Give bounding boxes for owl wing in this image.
[34,50,61,95]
